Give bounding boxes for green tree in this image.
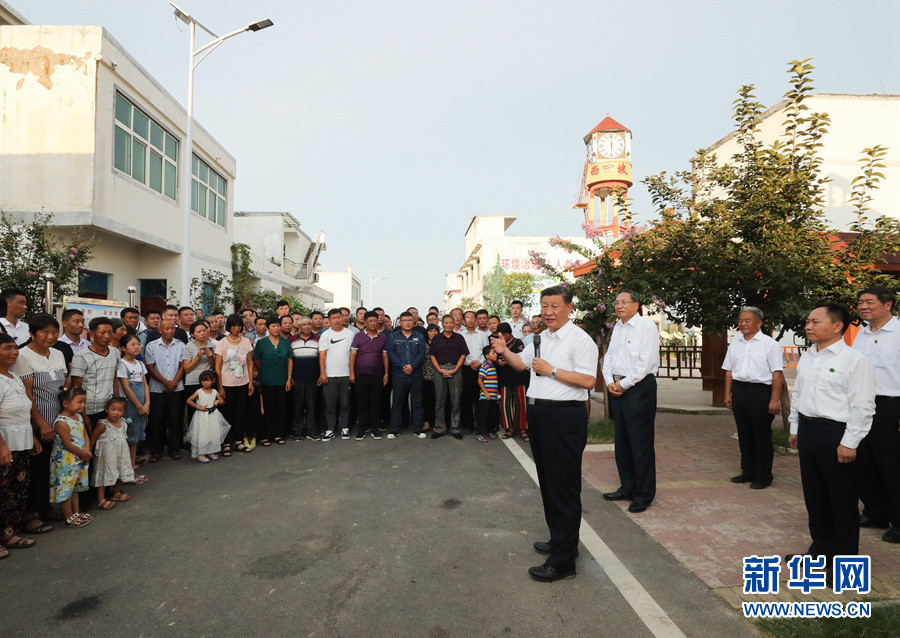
[482,257,538,316]
[231,243,255,310]
[190,269,234,314]
[0,212,96,315]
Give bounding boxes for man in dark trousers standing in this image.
[601,289,659,513]
[723,306,784,489]
[492,284,598,582]
[852,287,900,542]
[789,303,875,562]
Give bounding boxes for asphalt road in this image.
[2,434,756,637]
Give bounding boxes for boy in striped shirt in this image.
[476,345,501,442]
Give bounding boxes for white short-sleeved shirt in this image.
[0,318,30,346]
[70,347,121,414]
[601,314,659,390]
[0,372,34,451]
[507,317,528,339]
[721,331,784,383]
[852,316,900,397]
[117,358,148,383]
[319,328,352,377]
[519,320,599,401]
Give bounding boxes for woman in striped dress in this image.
[12,314,66,534]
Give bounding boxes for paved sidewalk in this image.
[582,382,900,610]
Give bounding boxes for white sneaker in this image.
[386,433,397,439]
[322,430,335,441]
[340,428,350,440]
[415,432,427,439]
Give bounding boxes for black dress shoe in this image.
[533,541,552,555]
[430,432,444,439]
[452,432,463,440]
[628,501,651,513]
[882,527,900,543]
[602,489,631,501]
[528,563,576,582]
[859,514,890,528]
[749,480,771,490]
[731,474,754,483]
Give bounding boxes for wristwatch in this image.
[550,367,558,379]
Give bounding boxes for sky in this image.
[20,0,900,316]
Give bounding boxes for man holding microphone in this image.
[492,284,599,582]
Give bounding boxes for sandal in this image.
[237,443,252,453]
[1,535,36,549]
[23,520,54,534]
[136,457,149,466]
[65,513,92,528]
[0,545,8,559]
[521,430,530,442]
[260,440,272,447]
[131,475,149,485]
[208,453,219,461]
[221,443,232,457]
[197,455,210,463]
[501,430,514,439]
[170,452,183,460]
[274,438,286,445]
[148,455,160,463]
[98,499,115,510]
[109,492,130,502]
[475,434,489,443]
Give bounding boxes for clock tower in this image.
[574,115,633,244]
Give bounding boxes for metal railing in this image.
[657,345,703,379]
[283,257,309,280]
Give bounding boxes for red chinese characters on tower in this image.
[617,163,628,175]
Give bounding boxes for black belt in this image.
[799,413,845,427]
[527,398,584,407]
[733,380,771,388]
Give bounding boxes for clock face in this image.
[597,132,625,159]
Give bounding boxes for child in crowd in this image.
[90,396,135,509]
[185,370,230,463]
[51,387,93,528]
[117,334,150,483]
[476,346,501,442]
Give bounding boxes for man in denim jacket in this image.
[385,312,428,439]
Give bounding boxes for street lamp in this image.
[169,2,273,306]
[368,274,386,307]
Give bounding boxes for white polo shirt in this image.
[788,340,875,449]
[507,317,528,339]
[601,314,659,390]
[0,318,30,346]
[519,320,599,401]
[721,331,783,384]
[852,316,900,397]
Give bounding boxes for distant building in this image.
[0,21,234,313]
[317,264,362,311]
[443,216,593,311]
[703,93,900,230]
[233,212,332,310]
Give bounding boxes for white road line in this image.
[503,439,686,638]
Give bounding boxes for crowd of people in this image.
[0,288,551,561]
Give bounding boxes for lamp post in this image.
[127,285,137,309]
[43,272,55,314]
[169,2,273,306]
[368,274,386,308]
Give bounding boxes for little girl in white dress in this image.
[90,397,135,509]
[185,370,231,463]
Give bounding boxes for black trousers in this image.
[527,402,588,570]
[148,391,184,456]
[26,443,51,512]
[260,385,288,441]
[608,376,657,503]
[355,374,383,434]
[731,383,775,483]
[460,366,479,429]
[220,384,250,443]
[476,399,500,436]
[857,395,900,526]
[292,381,318,436]
[798,414,860,559]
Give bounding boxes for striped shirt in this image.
[11,346,66,425]
[71,347,122,414]
[478,362,500,400]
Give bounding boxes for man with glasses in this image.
[601,290,659,514]
[853,287,900,542]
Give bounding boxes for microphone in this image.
[533,334,541,376]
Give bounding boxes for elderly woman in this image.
[12,314,67,535]
[0,332,42,557]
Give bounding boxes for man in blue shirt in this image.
[386,312,428,439]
